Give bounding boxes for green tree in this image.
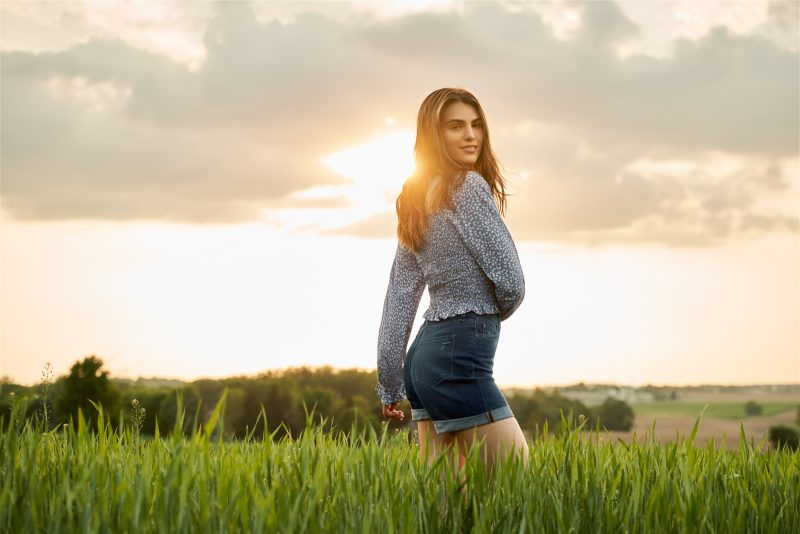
[122,387,170,435]
[221,386,248,439]
[744,400,762,416]
[768,425,799,451]
[335,394,378,436]
[301,385,345,433]
[507,389,592,438]
[55,356,121,432]
[157,385,202,436]
[595,397,635,431]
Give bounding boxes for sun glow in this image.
[323,130,415,188]
[267,130,416,231]
[322,130,416,206]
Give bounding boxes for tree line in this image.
[1,356,635,440]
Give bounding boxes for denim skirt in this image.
[403,311,514,434]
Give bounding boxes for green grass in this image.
[2,393,798,533]
[632,401,800,419]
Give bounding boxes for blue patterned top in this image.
[376,170,525,405]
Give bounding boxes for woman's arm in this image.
[451,171,525,321]
[375,241,426,406]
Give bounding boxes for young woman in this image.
[375,87,529,482]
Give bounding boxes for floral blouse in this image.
[376,170,525,405]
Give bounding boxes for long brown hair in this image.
[397,87,508,253]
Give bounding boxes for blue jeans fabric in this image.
[403,311,514,434]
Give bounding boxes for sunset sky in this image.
[1,0,798,390]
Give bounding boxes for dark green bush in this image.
[744,400,762,416]
[768,425,799,451]
[595,397,635,431]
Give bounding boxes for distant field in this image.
[632,401,800,419]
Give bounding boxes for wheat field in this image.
[2,391,797,533]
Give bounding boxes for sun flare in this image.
[322,130,416,202]
[266,130,417,231]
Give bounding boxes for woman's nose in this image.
[464,126,477,140]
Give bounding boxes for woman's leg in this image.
[416,420,467,492]
[453,416,529,478]
[416,419,459,466]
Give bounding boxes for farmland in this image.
[550,386,800,451]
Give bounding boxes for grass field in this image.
[631,401,799,419]
[612,398,800,450]
[2,393,798,533]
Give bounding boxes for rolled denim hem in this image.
[432,404,514,434]
[411,407,432,421]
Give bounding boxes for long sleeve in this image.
[375,241,426,405]
[451,171,525,321]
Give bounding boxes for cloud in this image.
[756,0,800,54]
[1,0,797,246]
[766,0,799,33]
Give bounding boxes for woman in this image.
[375,87,529,482]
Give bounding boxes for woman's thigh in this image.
[452,416,529,471]
[416,420,468,492]
[416,420,464,467]
[416,420,454,458]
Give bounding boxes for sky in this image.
[1,0,798,390]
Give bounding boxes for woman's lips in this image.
[461,146,477,153]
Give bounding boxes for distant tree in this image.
[302,386,346,424]
[648,387,667,401]
[123,387,169,435]
[595,397,635,431]
[156,384,202,436]
[221,386,248,439]
[768,425,799,451]
[335,394,377,436]
[507,389,592,437]
[55,356,121,432]
[744,401,763,416]
[669,390,678,400]
[0,383,38,431]
[795,405,799,428]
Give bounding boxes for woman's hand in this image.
[382,401,405,421]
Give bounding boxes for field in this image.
[605,391,800,451]
[631,401,798,419]
[2,393,798,533]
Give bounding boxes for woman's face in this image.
[440,101,484,169]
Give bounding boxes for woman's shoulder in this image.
[452,170,492,201]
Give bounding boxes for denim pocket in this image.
[413,333,456,387]
[478,314,501,338]
[474,316,500,377]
